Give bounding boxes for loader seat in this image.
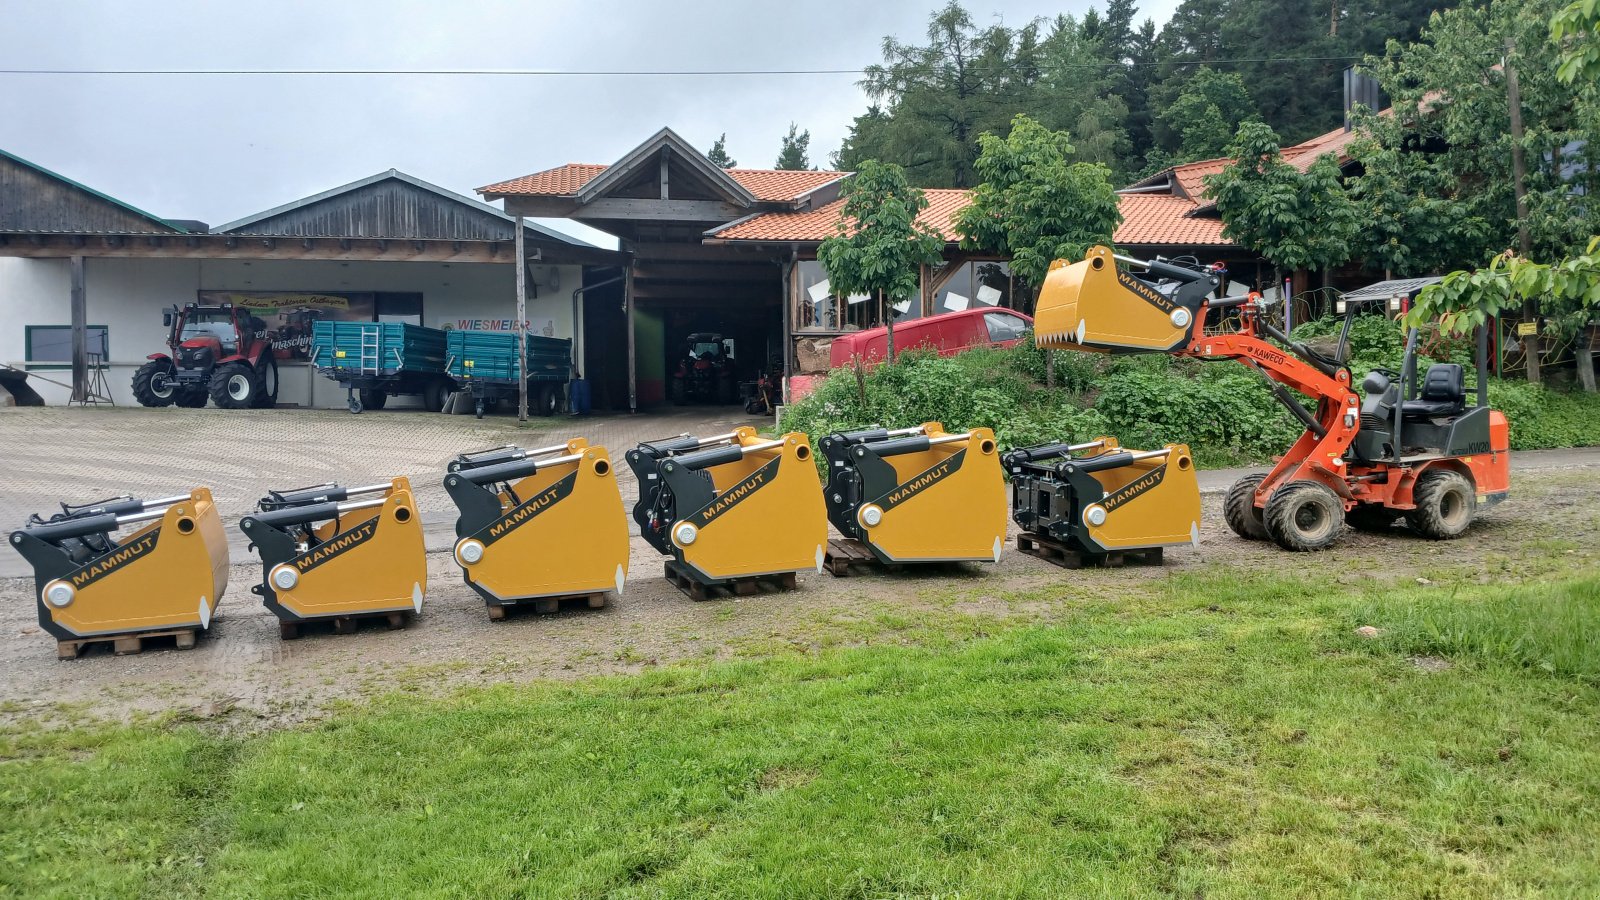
[1402,364,1465,420]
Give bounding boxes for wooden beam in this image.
[660,149,670,200]
[633,263,778,283]
[632,282,779,301]
[339,238,352,251]
[625,262,637,413]
[631,242,777,262]
[260,237,276,250]
[0,234,620,265]
[302,238,315,250]
[70,255,86,404]
[70,235,86,248]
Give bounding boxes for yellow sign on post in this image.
[1515,322,1538,337]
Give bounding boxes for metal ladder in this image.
[359,326,380,375]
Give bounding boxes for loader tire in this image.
[175,389,208,408]
[252,355,279,408]
[209,362,262,409]
[1264,480,1344,552]
[1408,469,1474,540]
[1223,473,1270,541]
[132,360,178,407]
[1346,504,1402,533]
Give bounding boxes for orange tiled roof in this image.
[480,164,608,197]
[1113,195,1230,246]
[712,188,972,242]
[711,188,1233,248]
[725,168,848,201]
[479,164,845,202]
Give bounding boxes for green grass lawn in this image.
[3,568,1598,898]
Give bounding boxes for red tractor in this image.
[132,304,279,409]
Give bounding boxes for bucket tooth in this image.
[1005,438,1201,562]
[818,422,1008,566]
[241,476,426,630]
[444,438,630,607]
[630,427,828,584]
[9,487,229,648]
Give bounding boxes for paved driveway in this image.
[0,404,762,578]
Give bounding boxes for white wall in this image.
[0,256,583,408]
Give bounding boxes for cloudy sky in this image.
[1,0,1180,244]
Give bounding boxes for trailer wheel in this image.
[347,395,364,414]
[423,379,450,413]
[1264,480,1344,552]
[1223,473,1269,540]
[474,398,486,419]
[209,362,262,409]
[359,389,388,411]
[1408,470,1474,540]
[131,360,177,407]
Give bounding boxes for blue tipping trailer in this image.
[445,330,572,419]
[310,321,456,413]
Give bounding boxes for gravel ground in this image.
[2,404,1597,729]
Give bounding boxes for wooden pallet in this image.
[57,627,198,660]
[486,592,608,621]
[278,610,410,640]
[1016,532,1165,570]
[822,538,898,577]
[664,558,798,602]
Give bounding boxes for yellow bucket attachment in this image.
[444,439,630,606]
[9,488,228,642]
[1007,439,1201,556]
[1033,245,1214,353]
[819,422,1008,564]
[644,428,828,583]
[240,477,427,625]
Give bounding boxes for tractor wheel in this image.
[131,360,178,407]
[1264,480,1345,552]
[251,355,279,409]
[208,362,262,409]
[359,389,388,411]
[670,379,687,406]
[1223,473,1270,540]
[1408,470,1475,540]
[1346,504,1402,533]
[175,389,208,408]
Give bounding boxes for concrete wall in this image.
[0,256,583,408]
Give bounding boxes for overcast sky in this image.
[1,0,1180,245]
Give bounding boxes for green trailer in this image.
[446,330,572,419]
[311,321,455,414]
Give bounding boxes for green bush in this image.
[781,329,1600,466]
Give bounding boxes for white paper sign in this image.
[977,285,1002,306]
[807,279,832,303]
[942,292,970,311]
[891,300,911,314]
[846,293,870,305]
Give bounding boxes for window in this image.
[794,260,920,333]
[984,312,1028,343]
[25,325,109,368]
[376,292,423,325]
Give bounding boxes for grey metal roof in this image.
[0,147,188,235]
[214,169,600,247]
[1341,276,1444,301]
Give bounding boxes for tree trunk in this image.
[1505,39,1541,385]
[854,354,868,406]
[1579,341,1597,393]
[1046,351,1056,389]
[883,290,896,363]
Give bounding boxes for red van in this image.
[828,307,1033,369]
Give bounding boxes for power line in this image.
[0,57,1367,78]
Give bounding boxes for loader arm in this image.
[1036,245,1361,506]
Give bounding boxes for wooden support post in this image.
[515,217,528,422]
[70,255,86,403]
[780,252,794,395]
[1504,40,1540,385]
[625,261,637,414]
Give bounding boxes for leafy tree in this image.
[1346,134,1488,278]
[955,114,1122,301]
[1154,67,1260,160]
[775,123,814,170]
[1551,0,1600,83]
[706,134,736,169]
[847,2,1046,187]
[817,161,946,361]
[1204,122,1359,287]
